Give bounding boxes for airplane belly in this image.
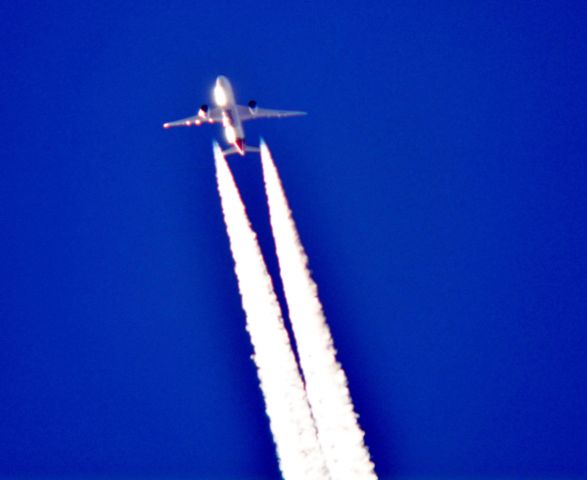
[230,106,245,139]
[234,121,245,140]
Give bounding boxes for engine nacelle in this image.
[198,104,209,118]
[248,100,258,115]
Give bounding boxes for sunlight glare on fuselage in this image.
[225,125,236,143]
[214,84,227,107]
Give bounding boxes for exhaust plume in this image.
[260,141,377,480]
[213,142,330,480]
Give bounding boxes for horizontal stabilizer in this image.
[223,145,261,157]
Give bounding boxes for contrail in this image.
[213,142,330,480]
[260,141,378,480]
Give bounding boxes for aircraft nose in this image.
[217,75,228,87]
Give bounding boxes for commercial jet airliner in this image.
[163,75,306,156]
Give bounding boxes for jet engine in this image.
[198,104,209,118]
[248,100,258,115]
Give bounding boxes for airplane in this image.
[163,75,306,156]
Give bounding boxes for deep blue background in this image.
[2,1,586,478]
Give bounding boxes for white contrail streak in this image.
[260,141,378,480]
[213,142,330,480]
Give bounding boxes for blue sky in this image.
[2,1,587,478]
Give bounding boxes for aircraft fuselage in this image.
[214,76,246,155]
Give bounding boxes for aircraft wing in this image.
[163,108,223,128]
[236,105,307,121]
